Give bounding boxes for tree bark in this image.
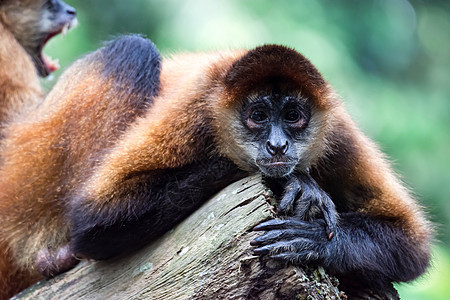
[14,176,397,299]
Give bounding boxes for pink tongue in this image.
[43,54,60,72]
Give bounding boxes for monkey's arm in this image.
[70,157,247,260]
[252,112,431,288]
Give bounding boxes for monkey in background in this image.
[0,35,431,298]
[0,0,76,126]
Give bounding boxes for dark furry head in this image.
[222,45,330,109]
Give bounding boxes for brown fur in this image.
[0,20,42,125]
[0,42,431,298]
[320,105,431,242]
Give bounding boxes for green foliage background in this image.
[44,0,449,298]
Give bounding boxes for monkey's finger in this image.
[297,180,323,217]
[319,196,338,240]
[294,201,311,220]
[278,176,301,215]
[252,243,281,255]
[278,189,297,215]
[253,218,311,231]
[250,229,308,246]
[253,239,308,256]
[270,250,320,264]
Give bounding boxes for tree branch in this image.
[15,176,398,299]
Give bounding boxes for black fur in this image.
[70,157,248,260]
[99,35,161,98]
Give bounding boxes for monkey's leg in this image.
[277,173,337,239]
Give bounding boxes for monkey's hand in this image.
[252,213,431,289]
[278,173,337,240]
[251,218,334,266]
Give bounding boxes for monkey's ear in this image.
[222,45,330,108]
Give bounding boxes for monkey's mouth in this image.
[35,19,78,77]
[256,158,297,178]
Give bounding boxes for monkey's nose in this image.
[266,140,289,156]
[64,3,76,16]
[66,7,76,15]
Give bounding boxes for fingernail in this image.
[328,232,334,240]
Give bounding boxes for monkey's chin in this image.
[257,162,297,178]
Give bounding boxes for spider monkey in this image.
[0,0,76,125]
[0,36,431,298]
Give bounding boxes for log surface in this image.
[14,176,345,299]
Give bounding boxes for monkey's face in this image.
[0,0,77,76]
[215,45,333,175]
[240,93,312,178]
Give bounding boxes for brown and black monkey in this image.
[0,0,76,125]
[0,35,431,298]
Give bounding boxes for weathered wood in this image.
[15,176,344,299]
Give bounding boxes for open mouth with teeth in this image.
[35,19,77,77]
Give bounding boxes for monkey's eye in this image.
[249,110,269,123]
[284,110,301,123]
